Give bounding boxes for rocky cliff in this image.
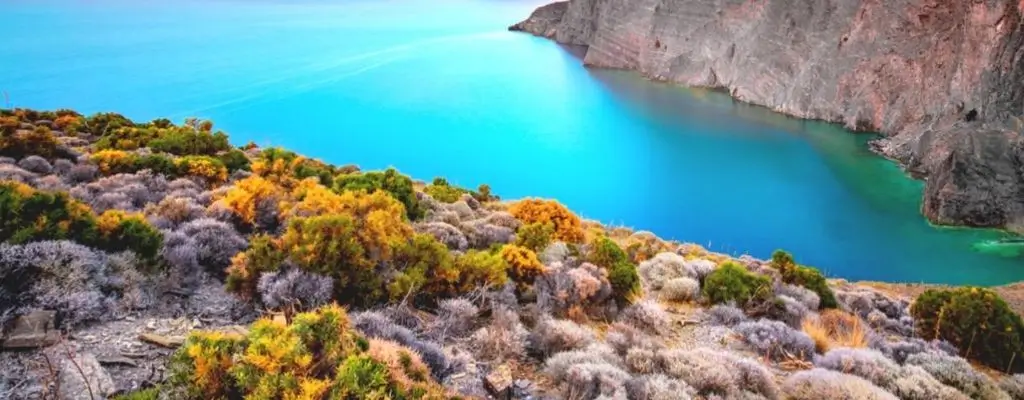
[512,0,1024,231]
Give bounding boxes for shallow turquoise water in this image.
[2,0,1021,284]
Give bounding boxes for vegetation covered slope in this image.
[0,108,1022,400]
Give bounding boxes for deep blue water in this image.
[2,0,1022,284]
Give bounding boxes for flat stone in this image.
[138,333,185,348]
[96,355,139,368]
[484,364,514,397]
[58,352,117,400]
[2,310,60,350]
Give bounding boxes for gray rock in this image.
[58,352,116,400]
[2,310,60,349]
[512,0,1024,232]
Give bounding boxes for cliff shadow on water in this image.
[581,69,1024,284]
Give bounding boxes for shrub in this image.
[17,155,52,174]
[351,311,450,379]
[67,163,98,183]
[469,306,528,362]
[387,233,455,302]
[218,148,250,172]
[1000,375,1024,400]
[91,149,139,175]
[94,209,163,259]
[705,303,747,326]
[801,309,868,353]
[144,196,205,229]
[0,241,120,327]
[626,374,697,400]
[175,156,228,184]
[433,298,478,338]
[735,318,816,360]
[776,283,821,311]
[618,299,669,335]
[816,348,967,400]
[623,231,673,264]
[657,348,780,399]
[147,125,230,156]
[0,126,65,159]
[661,277,700,301]
[701,262,772,307]
[560,362,631,400]
[459,219,515,248]
[450,249,509,293]
[175,218,248,274]
[168,305,447,399]
[0,181,99,245]
[515,221,555,252]
[281,214,382,303]
[499,244,546,292]
[910,287,1024,372]
[544,343,623,382]
[413,221,468,251]
[218,175,283,230]
[508,198,584,243]
[133,153,177,176]
[905,352,1008,400]
[0,164,35,183]
[769,295,811,328]
[423,177,467,204]
[534,262,614,319]
[771,250,837,309]
[256,268,334,311]
[588,236,640,304]
[783,368,899,400]
[529,317,596,357]
[637,252,702,290]
[334,168,422,220]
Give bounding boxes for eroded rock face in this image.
[512,0,1024,231]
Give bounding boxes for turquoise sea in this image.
[2,0,1021,284]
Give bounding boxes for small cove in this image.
[1,0,1021,285]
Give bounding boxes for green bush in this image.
[0,125,66,159]
[218,148,251,172]
[112,387,160,400]
[588,236,640,304]
[95,210,163,260]
[334,168,423,220]
[83,112,134,136]
[387,233,454,302]
[424,178,466,204]
[148,126,230,156]
[0,181,99,245]
[133,153,177,176]
[910,287,1024,373]
[702,262,772,306]
[771,250,837,309]
[515,222,555,252]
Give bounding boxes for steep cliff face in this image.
[511,0,1024,231]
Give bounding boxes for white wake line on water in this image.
[169,31,507,117]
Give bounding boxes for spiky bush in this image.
[17,155,52,174]
[0,164,35,183]
[459,219,515,248]
[637,252,708,290]
[701,262,772,307]
[413,221,468,251]
[534,262,614,319]
[469,306,528,362]
[0,241,121,327]
[144,196,205,229]
[544,344,629,400]
[508,198,584,243]
[70,170,170,212]
[783,368,899,400]
[422,177,468,204]
[0,125,67,160]
[771,250,837,309]
[910,287,1024,372]
[905,352,1008,400]
[529,317,597,357]
[618,299,669,335]
[656,348,781,399]
[870,337,956,364]
[433,298,478,338]
[626,374,697,400]
[95,209,163,259]
[776,283,821,311]
[217,174,283,231]
[816,348,968,400]
[175,156,228,185]
[705,303,747,327]
[660,277,700,302]
[256,268,334,311]
[1000,375,1024,400]
[351,311,450,379]
[735,318,816,360]
[177,218,247,272]
[67,163,98,183]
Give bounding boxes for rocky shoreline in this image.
[510,0,1024,233]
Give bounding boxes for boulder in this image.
[58,352,116,400]
[2,310,60,350]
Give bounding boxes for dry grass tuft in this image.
[802,309,869,353]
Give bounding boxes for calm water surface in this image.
[2,0,1021,284]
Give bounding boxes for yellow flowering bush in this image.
[508,198,584,243]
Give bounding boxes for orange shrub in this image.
[500,244,546,292]
[508,198,584,243]
[90,149,137,175]
[220,175,283,225]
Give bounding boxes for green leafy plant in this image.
[771,250,837,309]
[702,262,772,307]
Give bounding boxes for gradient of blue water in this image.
[2,0,1021,284]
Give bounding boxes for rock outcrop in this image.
[511,0,1024,231]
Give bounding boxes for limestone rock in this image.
[58,352,116,400]
[2,310,60,350]
[512,0,1024,232]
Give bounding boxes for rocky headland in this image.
[511,0,1024,233]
